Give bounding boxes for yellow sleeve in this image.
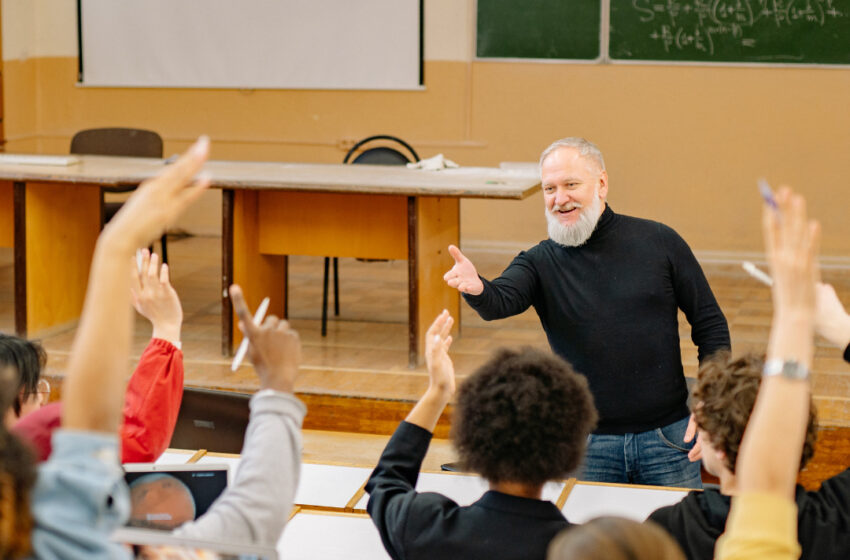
[715,492,800,560]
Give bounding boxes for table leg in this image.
[17,181,100,336]
[408,196,460,367]
[227,189,288,353]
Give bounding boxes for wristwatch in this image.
[762,359,809,380]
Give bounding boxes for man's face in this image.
[541,147,607,227]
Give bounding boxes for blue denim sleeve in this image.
[29,430,132,560]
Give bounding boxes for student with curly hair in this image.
[366,310,598,560]
[646,351,842,560]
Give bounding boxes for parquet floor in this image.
[1,235,849,428]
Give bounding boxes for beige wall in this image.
[3,0,850,253]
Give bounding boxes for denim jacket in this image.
[28,430,131,560]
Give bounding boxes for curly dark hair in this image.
[0,334,46,417]
[452,347,598,486]
[693,352,818,474]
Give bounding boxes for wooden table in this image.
[0,155,539,365]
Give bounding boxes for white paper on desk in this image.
[278,513,390,560]
[561,483,689,523]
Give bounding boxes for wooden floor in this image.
[1,234,849,488]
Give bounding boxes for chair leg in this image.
[161,234,168,265]
[321,257,330,337]
[333,257,340,316]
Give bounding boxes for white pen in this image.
[230,296,271,371]
[742,261,773,287]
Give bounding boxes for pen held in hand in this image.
[758,178,778,212]
[230,296,271,371]
[742,261,774,287]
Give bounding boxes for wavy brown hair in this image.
[452,347,597,486]
[693,352,817,473]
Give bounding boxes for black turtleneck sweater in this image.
[464,205,730,434]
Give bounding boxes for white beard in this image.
[545,194,603,247]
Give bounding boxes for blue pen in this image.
[758,178,778,211]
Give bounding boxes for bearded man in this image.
[443,137,730,488]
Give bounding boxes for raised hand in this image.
[131,249,183,344]
[229,284,300,394]
[815,282,850,349]
[63,136,212,433]
[425,309,455,400]
[443,245,484,296]
[105,136,211,251]
[763,187,820,340]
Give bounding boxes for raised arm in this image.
[716,186,818,560]
[62,137,209,433]
[174,284,305,545]
[738,186,818,497]
[122,249,186,462]
[815,282,850,354]
[31,138,210,560]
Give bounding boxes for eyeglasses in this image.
[36,378,51,404]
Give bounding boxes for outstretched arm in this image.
[62,137,210,433]
[174,284,305,545]
[406,310,455,431]
[737,187,818,497]
[716,186,818,560]
[121,249,186,462]
[31,138,210,560]
[815,282,850,354]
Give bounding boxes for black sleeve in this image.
[662,226,731,362]
[463,251,539,321]
[807,468,850,519]
[365,421,460,560]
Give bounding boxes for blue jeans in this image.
[580,416,703,489]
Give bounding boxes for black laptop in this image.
[169,388,251,454]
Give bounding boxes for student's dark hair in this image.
[0,335,46,416]
[452,346,597,486]
[693,352,817,473]
[547,517,685,560]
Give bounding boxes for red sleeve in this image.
[120,338,184,463]
[11,401,63,461]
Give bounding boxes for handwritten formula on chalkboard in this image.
[610,0,850,64]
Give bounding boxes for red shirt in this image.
[12,338,184,463]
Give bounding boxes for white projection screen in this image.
[79,0,422,90]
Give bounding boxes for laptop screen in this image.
[124,465,229,530]
[169,388,251,454]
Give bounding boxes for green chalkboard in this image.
[610,0,850,64]
[476,0,601,60]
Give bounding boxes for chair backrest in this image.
[343,134,419,165]
[70,127,163,158]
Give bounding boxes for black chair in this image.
[70,127,169,262]
[320,135,419,336]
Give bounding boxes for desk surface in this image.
[0,155,540,199]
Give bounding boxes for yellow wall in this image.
[3,0,850,254]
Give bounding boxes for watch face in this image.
[763,359,809,380]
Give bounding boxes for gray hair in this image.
[539,137,605,171]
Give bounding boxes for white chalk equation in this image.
[627,0,847,56]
